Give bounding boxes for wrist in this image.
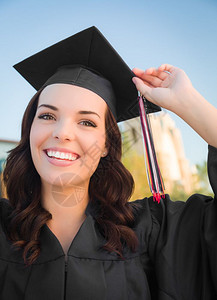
[170,86,200,118]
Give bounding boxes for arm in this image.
[132,64,217,148]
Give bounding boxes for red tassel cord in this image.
[138,94,165,203]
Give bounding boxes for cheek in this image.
[30,119,50,145]
[29,124,39,168]
[29,122,46,159]
[30,123,39,150]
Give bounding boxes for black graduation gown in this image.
[0,144,217,300]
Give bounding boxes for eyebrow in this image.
[37,104,101,119]
[38,104,58,111]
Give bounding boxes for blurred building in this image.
[121,112,194,195]
[0,139,18,197]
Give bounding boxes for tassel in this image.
[138,93,165,203]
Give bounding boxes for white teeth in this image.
[46,150,78,161]
[60,152,65,159]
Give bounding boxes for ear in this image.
[101,148,108,157]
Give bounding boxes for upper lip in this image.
[44,147,80,157]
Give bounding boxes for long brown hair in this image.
[3,87,140,266]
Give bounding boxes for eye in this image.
[38,113,56,120]
[79,120,97,127]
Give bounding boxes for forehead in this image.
[38,83,108,112]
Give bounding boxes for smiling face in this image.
[29,83,108,193]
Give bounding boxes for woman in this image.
[1,27,217,299]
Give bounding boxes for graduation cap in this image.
[13,26,165,202]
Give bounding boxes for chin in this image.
[41,171,89,189]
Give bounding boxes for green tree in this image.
[192,160,213,197]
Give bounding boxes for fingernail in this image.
[132,77,136,84]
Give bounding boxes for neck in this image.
[41,180,89,227]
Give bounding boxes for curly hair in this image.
[3,87,140,266]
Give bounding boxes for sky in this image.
[0,0,216,166]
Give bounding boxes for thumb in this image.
[132,77,152,99]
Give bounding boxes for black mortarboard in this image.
[13,26,161,122]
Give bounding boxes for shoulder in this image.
[130,193,214,221]
[127,197,162,254]
[0,197,11,207]
[129,197,153,226]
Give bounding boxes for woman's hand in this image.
[132,64,194,114]
[132,64,217,148]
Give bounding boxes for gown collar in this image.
[37,199,116,264]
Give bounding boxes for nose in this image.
[52,120,75,141]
